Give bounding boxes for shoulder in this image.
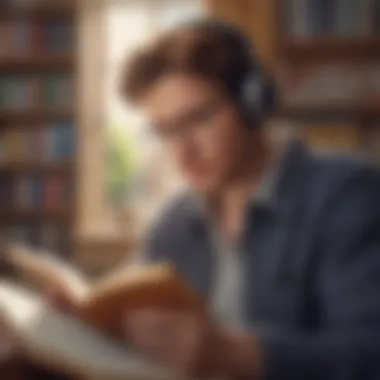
[141,190,200,261]
[302,146,380,195]
[308,149,380,222]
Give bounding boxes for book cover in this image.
[0,245,201,378]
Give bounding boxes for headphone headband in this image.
[171,17,277,126]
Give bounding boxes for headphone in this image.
[171,17,278,128]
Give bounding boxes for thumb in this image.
[44,288,78,315]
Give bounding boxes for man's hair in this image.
[120,20,257,104]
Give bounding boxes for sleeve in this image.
[262,168,380,380]
[129,195,184,264]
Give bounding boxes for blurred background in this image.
[0,0,379,276]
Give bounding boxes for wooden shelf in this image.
[277,104,380,122]
[0,3,75,20]
[282,38,380,62]
[0,161,75,174]
[0,108,75,122]
[0,208,74,223]
[0,54,75,72]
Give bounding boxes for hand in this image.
[44,287,78,316]
[0,324,16,364]
[123,309,264,379]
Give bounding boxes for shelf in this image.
[0,108,75,122]
[0,3,75,20]
[0,54,75,72]
[282,38,380,62]
[277,104,380,123]
[0,208,74,223]
[0,161,75,174]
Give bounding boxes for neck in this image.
[209,133,275,243]
[222,134,272,208]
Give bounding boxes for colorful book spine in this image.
[289,0,310,39]
[307,0,335,36]
[15,176,30,208]
[375,0,380,33]
[43,75,73,108]
[0,19,74,56]
[6,223,70,256]
[7,224,30,244]
[54,122,75,160]
[0,174,12,207]
[0,124,76,164]
[41,224,60,252]
[0,75,72,110]
[0,21,12,57]
[43,20,74,53]
[12,19,31,56]
[285,0,377,38]
[44,175,62,209]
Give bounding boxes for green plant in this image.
[106,123,139,204]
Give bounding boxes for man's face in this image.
[139,74,254,194]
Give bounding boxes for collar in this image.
[185,137,311,227]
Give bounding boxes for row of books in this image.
[0,175,74,209]
[4,223,71,257]
[0,123,75,163]
[0,19,74,57]
[0,75,73,110]
[284,0,380,39]
[284,64,380,106]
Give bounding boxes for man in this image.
[29,18,380,379]
[117,19,380,380]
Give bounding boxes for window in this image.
[102,0,204,216]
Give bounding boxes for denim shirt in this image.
[142,140,380,380]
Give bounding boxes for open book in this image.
[0,243,202,379]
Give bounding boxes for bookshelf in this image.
[275,0,380,155]
[0,1,78,259]
[281,37,380,62]
[206,0,380,157]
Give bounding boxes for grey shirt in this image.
[210,142,288,327]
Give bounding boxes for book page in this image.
[5,244,90,304]
[0,281,181,380]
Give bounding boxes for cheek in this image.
[203,115,245,163]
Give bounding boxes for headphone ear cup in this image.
[239,73,264,128]
[240,74,277,128]
[262,78,277,115]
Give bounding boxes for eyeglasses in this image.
[149,98,227,143]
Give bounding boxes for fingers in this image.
[44,288,78,315]
[123,309,203,372]
[0,335,16,364]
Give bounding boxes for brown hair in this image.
[120,21,255,104]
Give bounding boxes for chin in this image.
[190,177,221,196]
